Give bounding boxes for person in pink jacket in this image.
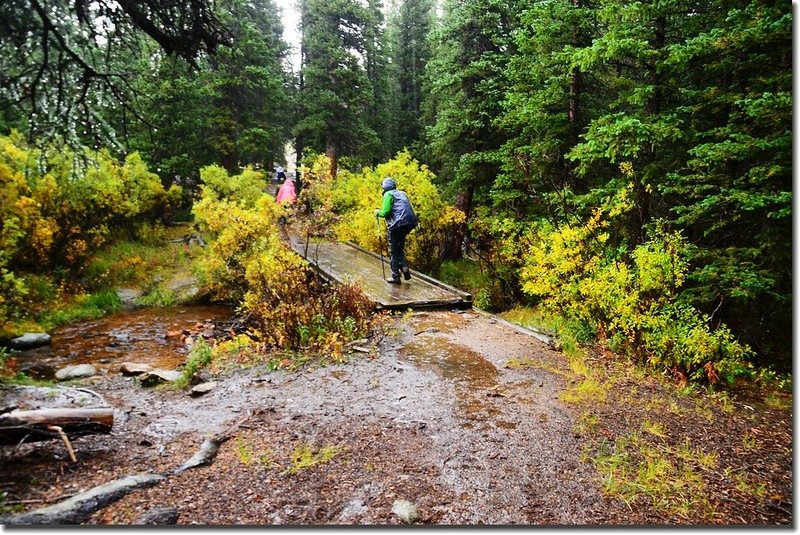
[275,176,297,205]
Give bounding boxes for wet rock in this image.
[338,499,367,521]
[9,333,51,349]
[2,385,108,409]
[116,288,142,308]
[132,506,179,525]
[55,364,98,381]
[391,500,419,524]
[190,381,218,396]
[139,370,183,387]
[120,362,155,376]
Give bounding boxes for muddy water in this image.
[401,313,505,426]
[15,305,233,378]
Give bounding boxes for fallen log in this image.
[0,408,114,446]
[0,474,165,525]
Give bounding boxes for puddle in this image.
[401,336,498,388]
[14,305,233,377]
[401,336,502,421]
[409,312,466,335]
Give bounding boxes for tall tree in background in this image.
[364,0,398,164]
[127,0,292,184]
[295,0,377,177]
[422,0,517,258]
[386,0,435,151]
[497,0,599,221]
[210,0,292,172]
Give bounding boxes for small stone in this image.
[55,364,97,381]
[132,505,178,525]
[139,370,183,387]
[190,381,218,396]
[391,500,419,524]
[9,333,51,349]
[120,362,155,376]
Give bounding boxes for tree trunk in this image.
[326,138,338,179]
[0,408,114,445]
[441,186,473,260]
[567,0,582,188]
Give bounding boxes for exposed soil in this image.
[0,309,792,526]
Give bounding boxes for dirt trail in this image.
[0,309,791,525]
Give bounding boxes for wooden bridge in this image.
[288,237,472,311]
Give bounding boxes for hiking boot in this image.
[386,277,402,285]
[402,266,411,280]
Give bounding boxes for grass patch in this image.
[84,231,199,291]
[593,432,716,519]
[284,443,343,475]
[235,437,277,469]
[560,375,609,404]
[39,290,123,331]
[436,258,495,309]
[764,392,792,411]
[499,306,592,360]
[575,411,601,436]
[504,356,569,378]
[136,285,176,307]
[175,339,214,388]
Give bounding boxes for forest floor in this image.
[0,306,793,526]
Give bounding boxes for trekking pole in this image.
[375,214,386,280]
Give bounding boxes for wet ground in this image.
[0,308,792,525]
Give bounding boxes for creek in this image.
[14,305,233,380]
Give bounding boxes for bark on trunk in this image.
[326,139,338,179]
[567,0,582,188]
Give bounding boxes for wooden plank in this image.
[288,237,472,310]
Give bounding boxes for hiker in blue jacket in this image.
[375,177,418,285]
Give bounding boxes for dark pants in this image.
[387,224,414,280]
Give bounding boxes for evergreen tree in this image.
[295,0,377,176]
[387,0,435,151]
[128,0,292,184]
[364,0,398,164]
[422,0,517,258]
[497,0,600,221]
[662,0,792,367]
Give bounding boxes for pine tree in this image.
[497,0,600,221]
[422,0,517,258]
[295,0,377,176]
[386,0,435,151]
[662,0,792,366]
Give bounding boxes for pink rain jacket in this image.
[276,178,297,204]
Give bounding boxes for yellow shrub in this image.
[326,150,465,271]
[518,184,751,384]
[0,132,180,323]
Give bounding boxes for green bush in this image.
[518,184,752,384]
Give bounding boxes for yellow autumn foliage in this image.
[0,132,180,325]
[518,184,751,384]
[305,150,465,272]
